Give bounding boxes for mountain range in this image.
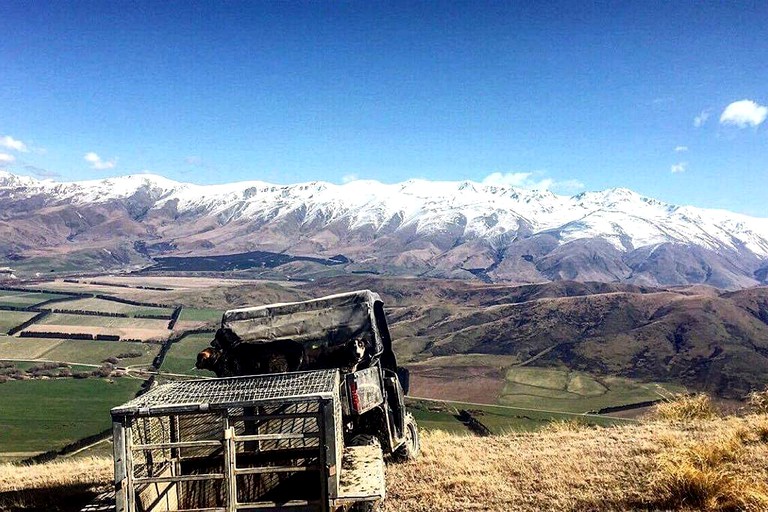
[1,170,767,288]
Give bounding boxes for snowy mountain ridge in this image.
[1,170,767,288]
[1,170,766,257]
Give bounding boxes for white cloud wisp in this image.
[481,172,585,194]
[671,162,687,174]
[0,135,28,152]
[84,152,116,170]
[720,100,767,128]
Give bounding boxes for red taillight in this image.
[349,379,361,413]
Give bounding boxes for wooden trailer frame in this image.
[111,370,384,512]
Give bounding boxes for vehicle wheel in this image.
[394,412,420,461]
[349,501,380,512]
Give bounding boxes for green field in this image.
[178,307,222,323]
[49,297,173,317]
[0,290,67,308]
[0,310,37,333]
[0,335,64,359]
[408,398,635,435]
[0,335,160,366]
[38,312,170,330]
[160,333,215,377]
[498,367,685,413]
[41,339,160,367]
[0,378,142,453]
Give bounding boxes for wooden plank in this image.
[234,500,320,509]
[233,465,320,475]
[132,440,222,450]
[233,432,320,442]
[336,445,385,502]
[134,473,224,484]
[224,425,237,512]
[228,412,320,422]
[112,421,127,512]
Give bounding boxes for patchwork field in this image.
[0,378,142,454]
[48,297,173,317]
[0,311,37,333]
[26,312,171,341]
[408,397,634,435]
[499,367,685,413]
[0,335,65,359]
[0,290,66,308]
[41,340,160,367]
[406,354,685,414]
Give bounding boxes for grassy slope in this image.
[0,379,142,453]
[0,311,37,333]
[3,413,767,511]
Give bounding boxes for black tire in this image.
[394,412,420,462]
[349,501,380,512]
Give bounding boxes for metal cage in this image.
[111,371,343,512]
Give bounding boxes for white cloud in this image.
[341,173,359,184]
[719,99,767,128]
[0,135,28,152]
[84,152,116,170]
[0,152,15,164]
[693,110,710,128]
[481,171,584,194]
[671,162,687,174]
[674,145,688,152]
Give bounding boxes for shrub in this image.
[747,387,768,414]
[655,393,716,422]
[650,434,768,511]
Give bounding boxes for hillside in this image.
[2,172,767,288]
[3,412,768,511]
[304,277,768,398]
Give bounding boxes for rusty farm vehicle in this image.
[110,290,419,512]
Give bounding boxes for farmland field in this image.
[160,333,215,377]
[27,312,171,341]
[408,397,634,435]
[179,307,222,323]
[0,290,67,308]
[406,354,685,414]
[41,340,160,367]
[0,378,142,454]
[498,367,685,413]
[0,311,37,333]
[0,335,64,359]
[48,297,173,317]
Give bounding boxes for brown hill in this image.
[305,278,768,398]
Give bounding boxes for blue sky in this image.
[1,1,766,216]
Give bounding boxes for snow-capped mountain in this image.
[1,170,766,288]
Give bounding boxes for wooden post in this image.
[113,419,128,512]
[224,425,237,512]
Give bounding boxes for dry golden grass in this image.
[0,456,112,510]
[383,414,768,512]
[654,393,717,422]
[0,456,111,492]
[747,387,768,414]
[3,415,768,511]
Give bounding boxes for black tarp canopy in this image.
[219,290,397,371]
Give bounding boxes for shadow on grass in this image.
[0,483,106,512]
